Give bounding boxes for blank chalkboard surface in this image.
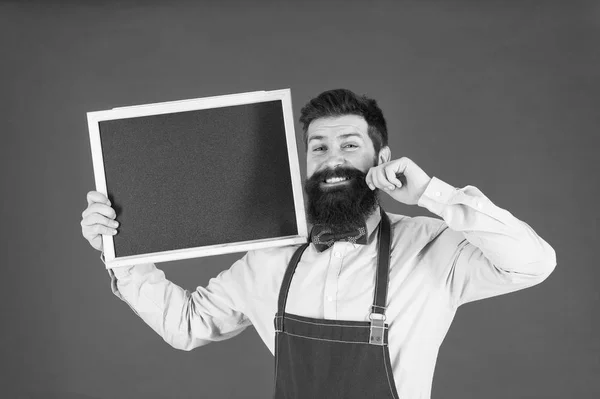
[87,89,307,268]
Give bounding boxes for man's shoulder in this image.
[385,212,451,262]
[228,243,305,278]
[244,242,307,263]
[385,211,446,238]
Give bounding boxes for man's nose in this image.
[323,150,345,169]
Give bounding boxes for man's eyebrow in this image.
[307,133,364,142]
[337,133,363,140]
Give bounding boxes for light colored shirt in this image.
[106,177,556,399]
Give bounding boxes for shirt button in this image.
[477,201,483,209]
[326,296,333,302]
[435,191,442,197]
[334,251,342,258]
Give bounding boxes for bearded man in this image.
[81,89,556,399]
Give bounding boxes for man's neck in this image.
[308,205,381,233]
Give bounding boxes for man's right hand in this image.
[81,191,119,252]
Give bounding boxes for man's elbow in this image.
[158,323,212,351]
[540,237,557,272]
[165,334,212,351]
[526,240,557,281]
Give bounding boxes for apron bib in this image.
[273,209,399,399]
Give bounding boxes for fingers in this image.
[81,213,119,228]
[81,191,118,252]
[82,224,116,251]
[80,211,118,236]
[81,222,118,239]
[366,164,404,191]
[81,202,116,220]
[384,167,404,189]
[87,191,110,207]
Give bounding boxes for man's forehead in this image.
[307,115,368,137]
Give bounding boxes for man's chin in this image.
[306,192,379,230]
[304,168,379,229]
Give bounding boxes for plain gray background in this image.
[1,1,598,398]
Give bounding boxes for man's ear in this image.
[377,146,391,165]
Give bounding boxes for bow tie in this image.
[310,223,368,252]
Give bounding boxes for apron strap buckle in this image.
[368,312,386,345]
[274,315,284,332]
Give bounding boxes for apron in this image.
[273,209,400,399]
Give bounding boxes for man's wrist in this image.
[417,177,457,215]
[416,177,433,203]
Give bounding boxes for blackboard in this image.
[87,89,307,268]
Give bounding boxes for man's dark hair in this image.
[299,89,388,154]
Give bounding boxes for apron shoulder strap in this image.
[371,209,391,316]
[276,243,310,317]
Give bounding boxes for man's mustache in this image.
[308,167,367,183]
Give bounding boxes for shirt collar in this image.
[306,206,383,249]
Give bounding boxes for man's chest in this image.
[285,250,378,320]
[282,244,449,326]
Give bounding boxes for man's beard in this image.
[304,166,379,233]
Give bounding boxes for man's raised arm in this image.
[366,157,557,307]
[418,177,557,306]
[81,190,252,350]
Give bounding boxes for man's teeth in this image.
[325,177,349,184]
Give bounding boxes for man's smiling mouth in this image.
[324,176,349,184]
[321,176,352,187]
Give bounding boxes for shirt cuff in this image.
[100,251,134,279]
[417,176,457,216]
[101,252,133,301]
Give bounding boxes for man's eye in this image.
[313,146,326,152]
[343,144,358,148]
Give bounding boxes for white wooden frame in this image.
[87,89,308,269]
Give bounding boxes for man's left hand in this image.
[365,157,432,205]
